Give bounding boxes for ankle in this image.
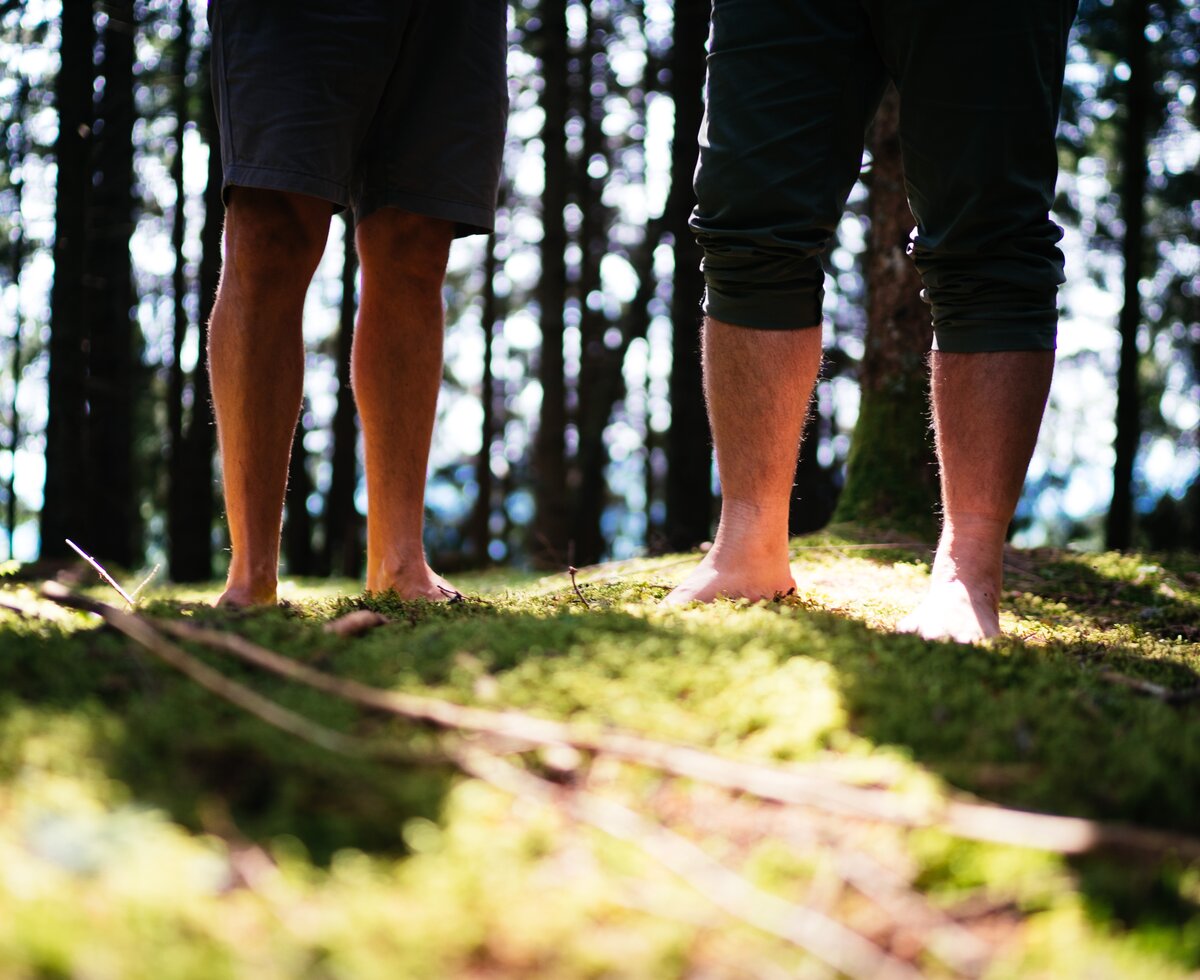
[224,560,278,601]
[931,522,1005,590]
[711,499,790,555]
[368,553,433,589]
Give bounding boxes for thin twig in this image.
[130,563,162,604]
[455,748,920,980]
[568,566,591,608]
[40,586,1200,863]
[1098,669,1200,705]
[64,539,136,608]
[39,582,429,763]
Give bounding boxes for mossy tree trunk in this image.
[833,84,939,539]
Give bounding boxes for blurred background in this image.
[0,0,1197,581]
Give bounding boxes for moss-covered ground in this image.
[1,527,1199,978]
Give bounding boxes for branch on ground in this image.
[39,583,1200,865]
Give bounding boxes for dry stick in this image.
[39,583,909,977]
[1098,669,1200,705]
[568,565,591,608]
[39,581,415,761]
[153,611,1200,861]
[149,614,914,820]
[456,747,921,980]
[65,538,136,607]
[144,605,1200,861]
[42,586,1200,863]
[835,851,990,979]
[0,594,42,619]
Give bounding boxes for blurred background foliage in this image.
[0,0,1197,580]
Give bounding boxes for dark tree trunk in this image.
[530,0,570,567]
[83,0,139,567]
[171,41,222,583]
[788,405,838,535]
[833,84,939,539]
[5,78,29,560]
[166,0,196,581]
[323,214,363,579]
[41,0,94,560]
[1105,0,1150,551]
[664,0,712,551]
[570,8,614,567]
[469,233,501,566]
[284,401,315,576]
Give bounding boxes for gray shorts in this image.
[209,0,507,237]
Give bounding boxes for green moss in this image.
[2,537,1199,976]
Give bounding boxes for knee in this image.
[356,209,453,295]
[222,189,331,290]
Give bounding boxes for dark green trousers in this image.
[691,0,1078,352]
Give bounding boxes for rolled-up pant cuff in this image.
[932,319,1057,353]
[701,281,825,330]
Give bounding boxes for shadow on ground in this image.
[2,550,1199,966]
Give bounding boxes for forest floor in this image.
[1,526,1199,979]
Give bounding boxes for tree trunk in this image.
[1105,0,1150,551]
[530,0,570,567]
[570,7,614,567]
[284,401,315,576]
[167,0,194,581]
[469,233,501,566]
[788,405,838,535]
[41,0,94,560]
[833,84,939,539]
[664,0,712,551]
[323,213,363,579]
[83,0,139,567]
[5,78,29,560]
[172,36,222,583]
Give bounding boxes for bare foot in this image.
[663,550,796,606]
[215,584,277,609]
[898,580,1001,643]
[898,529,1003,643]
[367,561,461,602]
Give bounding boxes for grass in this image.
[1,528,1199,978]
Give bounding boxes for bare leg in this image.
[354,209,456,599]
[210,189,331,607]
[664,318,822,604]
[901,350,1053,642]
